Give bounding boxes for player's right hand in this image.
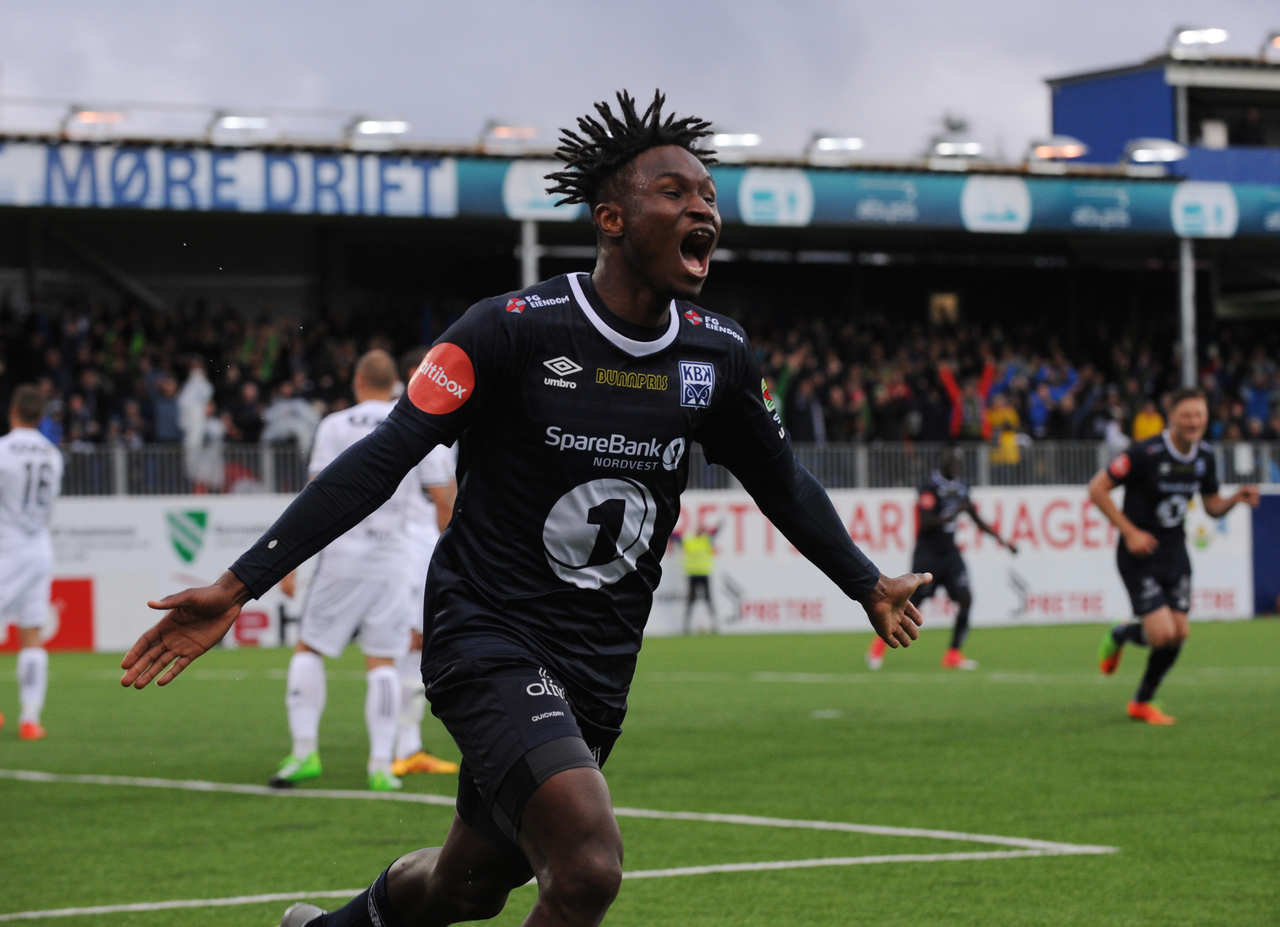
[1122,528,1159,557]
[120,571,250,689]
[862,573,930,648]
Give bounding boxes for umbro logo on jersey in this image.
[544,357,582,377]
[505,298,526,313]
[683,309,702,325]
[679,361,715,408]
[543,356,582,390]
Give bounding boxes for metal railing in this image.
[61,443,307,496]
[685,440,1280,490]
[57,440,1280,496]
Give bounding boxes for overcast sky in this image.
[2,0,1277,159]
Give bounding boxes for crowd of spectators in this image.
[2,290,1279,473]
[745,309,1280,458]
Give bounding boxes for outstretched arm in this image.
[965,502,1016,553]
[1203,486,1259,518]
[122,412,438,688]
[732,448,929,648]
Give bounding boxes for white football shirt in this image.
[0,427,63,554]
[308,400,417,579]
[407,442,457,553]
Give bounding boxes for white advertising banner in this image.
[42,487,1252,652]
[649,487,1253,636]
[51,495,299,652]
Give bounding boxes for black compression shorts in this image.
[1117,542,1191,616]
[425,644,625,857]
[910,539,969,602]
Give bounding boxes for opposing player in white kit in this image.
[392,349,459,778]
[271,351,424,792]
[0,385,63,741]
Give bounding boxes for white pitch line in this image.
[0,849,1101,921]
[0,768,1117,856]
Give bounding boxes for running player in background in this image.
[121,90,929,927]
[867,447,1016,671]
[271,350,419,792]
[392,348,460,778]
[0,385,63,740]
[1090,388,1258,725]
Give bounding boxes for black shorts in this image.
[687,575,711,602]
[910,539,969,602]
[1117,542,1191,616]
[425,644,625,857]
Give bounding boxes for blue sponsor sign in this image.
[1,141,1279,237]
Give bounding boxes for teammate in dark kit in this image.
[866,447,1016,671]
[119,91,930,927]
[1090,388,1257,725]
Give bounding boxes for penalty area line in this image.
[0,849,1102,921]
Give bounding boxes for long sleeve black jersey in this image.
[232,273,880,706]
[1107,432,1219,541]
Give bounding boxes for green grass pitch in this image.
[1,621,1277,926]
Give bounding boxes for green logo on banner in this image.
[167,511,208,563]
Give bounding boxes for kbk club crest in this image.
[679,361,715,408]
[505,297,527,314]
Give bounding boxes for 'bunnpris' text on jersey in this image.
[233,274,879,706]
[1107,432,1219,539]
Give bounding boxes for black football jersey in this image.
[393,273,792,703]
[916,471,969,543]
[1107,433,1219,539]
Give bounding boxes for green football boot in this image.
[1098,624,1124,675]
[368,770,403,792]
[269,751,322,788]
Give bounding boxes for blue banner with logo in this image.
[2,141,1279,237]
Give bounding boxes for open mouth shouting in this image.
[679,226,717,279]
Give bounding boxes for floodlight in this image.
[1124,138,1187,163]
[353,119,409,135]
[1263,31,1280,63]
[1029,136,1088,160]
[73,110,124,125]
[812,136,864,151]
[1170,26,1228,59]
[486,125,537,140]
[712,133,762,147]
[216,115,270,130]
[933,140,983,157]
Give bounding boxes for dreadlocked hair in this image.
[545,89,716,208]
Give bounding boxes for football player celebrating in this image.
[1090,388,1258,725]
[121,90,929,927]
[867,447,1015,671]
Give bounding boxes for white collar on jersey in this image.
[930,470,964,491]
[1161,430,1199,463]
[567,272,679,358]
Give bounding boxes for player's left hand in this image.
[120,571,251,689]
[1236,485,1260,508]
[862,573,930,648]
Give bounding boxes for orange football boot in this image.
[1127,701,1175,725]
[865,636,887,670]
[18,721,46,740]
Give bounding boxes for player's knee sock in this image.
[1135,644,1181,703]
[286,651,326,759]
[366,665,400,776]
[17,647,48,724]
[950,604,971,651]
[314,865,400,927]
[395,651,426,760]
[1113,622,1148,647]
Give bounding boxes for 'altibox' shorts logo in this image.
[596,368,669,391]
[408,343,474,415]
[679,361,715,408]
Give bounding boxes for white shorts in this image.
[299,566,412,660]
[0,553,52,629]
